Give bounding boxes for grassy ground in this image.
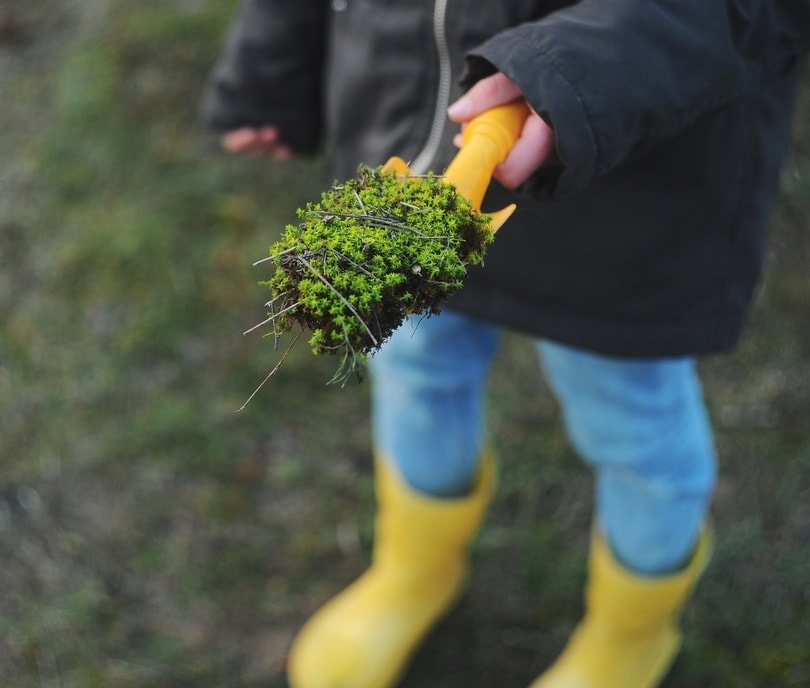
[0,1,808,686]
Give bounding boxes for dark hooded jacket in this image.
[202,0,810,358]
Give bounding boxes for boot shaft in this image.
[586,529,712,635]
[372,452,496,574]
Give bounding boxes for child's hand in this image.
[448,73,555,189]
[221,125,293,160]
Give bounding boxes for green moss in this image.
[260,164,494,382]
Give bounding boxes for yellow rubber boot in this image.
[287,454,495,688]
[531,529,712,688]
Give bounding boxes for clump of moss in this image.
[256,164,494,383]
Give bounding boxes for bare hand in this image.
[221,125,293,160]
[447,72,555,189]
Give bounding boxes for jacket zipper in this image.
[409,0,452,174]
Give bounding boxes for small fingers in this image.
[222,126,292,159]
[447,72,524,122]
[222,127,262,153]
[494,112,556,189]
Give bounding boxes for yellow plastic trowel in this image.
[381,98,530,233]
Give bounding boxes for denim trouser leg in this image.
[537,340,717,574]
[370,311,500,497]
[370,310,717,574]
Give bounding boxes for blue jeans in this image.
[370,310,717,575]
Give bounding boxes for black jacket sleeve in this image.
[201,0,327,155]
[464,0,810,196]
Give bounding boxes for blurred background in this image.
[0,1,808,686]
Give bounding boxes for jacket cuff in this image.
[463,31,599,198]
[200,85,322,156]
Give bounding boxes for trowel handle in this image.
[444,99,530,210]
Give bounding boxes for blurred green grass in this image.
[0,1,808,686]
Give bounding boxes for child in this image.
[203,2,810,686]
